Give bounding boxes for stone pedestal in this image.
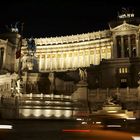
[71,81,89,117]
[22,72,40,94]
[92,104,134,119]
[71,81,88,102]
[102,104,122,112]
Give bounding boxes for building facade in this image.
[1,10,140,119]
[0,10,140,94]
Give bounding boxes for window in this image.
[119,67,128,74]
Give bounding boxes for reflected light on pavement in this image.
[62,129,91,132]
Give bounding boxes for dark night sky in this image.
[0,0,140,38]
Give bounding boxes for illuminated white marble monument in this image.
[71,68,88,101]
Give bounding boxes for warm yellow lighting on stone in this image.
[54,110,62,118]
[33,109,42,117]
[43,110,53,117]
[64,110,72,118]
[21,109,31,117]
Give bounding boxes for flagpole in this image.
[16,23,23,90]
[18,22,24,80]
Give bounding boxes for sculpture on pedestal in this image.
[21,37,37,71]
[105,96,115,105]
[16,78,22,94]
[48,72,55,94]
[27,37,36,56]
[78,68,87,81]
[11,73,22,96]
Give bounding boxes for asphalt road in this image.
[0,119,140,140]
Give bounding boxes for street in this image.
[0,118,140,140]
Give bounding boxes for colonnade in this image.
[36,46,111,71]
[116,34,138,58]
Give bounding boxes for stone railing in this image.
[21,93,71,100]
[89,88,139,102]
[1,87,139,107]
[0,93,72,107]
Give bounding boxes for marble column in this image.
[136,34,139,57]
[45,54,47,70]
[50,55,53,70]
[128,35,131,57]
[110,42,113,59]
[39,55,42,71]
[113,36,117,58]
[121,36,124,58]
[94,49,96,65]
